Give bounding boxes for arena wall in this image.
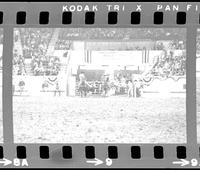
[13,75,67,96]
[13,74,186,97]
[143,77,186,93]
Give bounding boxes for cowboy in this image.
[79,72,86,86]
[78,72,90,97]
[102,75,109,96]
[54,81,61,96]
[127,80,133,97]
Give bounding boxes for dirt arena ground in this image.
[13,95,186,143]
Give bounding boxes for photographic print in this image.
[13,28,186,143]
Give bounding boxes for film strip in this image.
[0,1,199,168]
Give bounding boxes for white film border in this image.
[0,1,199,168]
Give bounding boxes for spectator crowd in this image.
[13,28,61,76]
[31,55,60,76]
[13,28,186,77]
[13,50,26,75]
[152,51,186,77]
[55,40,72,50]
[55,28,186,51]
[56,28,185,40]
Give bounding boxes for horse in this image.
[101,81,110,96]
[78,81,90,97]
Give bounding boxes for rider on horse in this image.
[79,72,86,86]
[78,72,90,97]
[102,75,110,96]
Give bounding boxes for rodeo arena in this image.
[13,28,187,143]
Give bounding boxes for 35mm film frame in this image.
[0,2,199,168]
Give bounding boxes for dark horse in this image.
[101,78,110,96]
[78,81,90,97]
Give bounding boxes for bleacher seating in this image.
[55,28,186,50]
[13,28,186,76]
